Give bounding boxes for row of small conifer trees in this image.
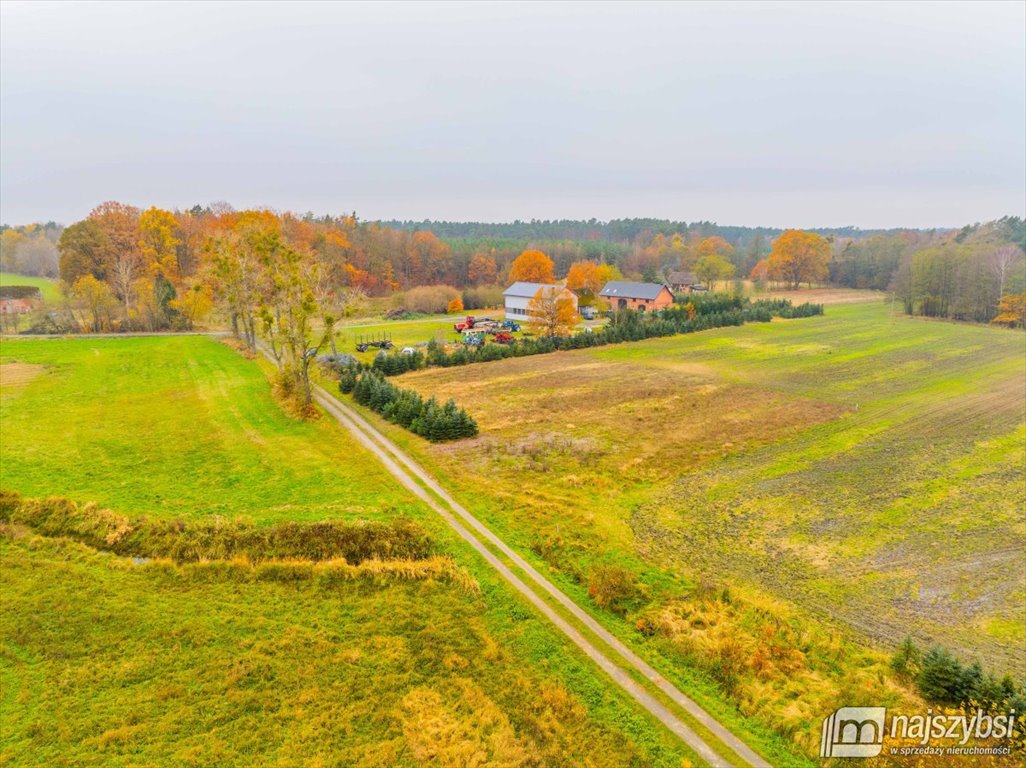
[340,367,478,442]
[367,297,824,374]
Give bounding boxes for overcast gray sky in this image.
[2,0,1024,228]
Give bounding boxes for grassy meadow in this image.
[0,335,708,767]
[0,274,61,304]
[2,529,692,768]
[345,298,1025,754]
[0,337,418,522]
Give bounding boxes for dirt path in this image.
[286,361,771,766]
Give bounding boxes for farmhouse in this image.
[599,281,674,312]
[667,270,703,294]
[0,286,42,315]
[503,282,578,319]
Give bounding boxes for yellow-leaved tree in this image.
[991,292,1026,328]
[527,287,576,337]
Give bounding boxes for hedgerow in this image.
[349,369,478,441]
[367,295,823,374]
[0,490,433,564]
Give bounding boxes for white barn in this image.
[503,282,578,320]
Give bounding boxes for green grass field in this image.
[0,335,706,768]
[393,301,1025,665]
[337,314,483,363]
[5,303,1022,764]
[344,299,1024,755]
[0,337,418,522]
[0,274,61,304]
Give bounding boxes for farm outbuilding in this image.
[599,281,674,312]
[667,271,703,294]
[503,282,578,320]
[0,286,42,315]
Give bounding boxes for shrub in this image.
[587,564,645,615]
[401,285,461,314]
[890,636,922,681]
[317,352,357,375]
[338,363,360,393]
[446,296,464,314]
[462,285,504,310]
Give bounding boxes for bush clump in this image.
[462,285,504,310]
[587,564,646,615]
[400,285,462,314]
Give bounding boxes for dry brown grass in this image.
[758,287,885,305]
[403,353,845,484]
[0,362,44,393]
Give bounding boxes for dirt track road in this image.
[251,341,767,766]
[301,379,772,767]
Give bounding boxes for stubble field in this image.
[392,300,1026,673]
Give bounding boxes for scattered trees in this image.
[257,230,337,413]
[32,203,1026,356]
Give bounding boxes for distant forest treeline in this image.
[1,206,1024,328]
[377,218,911,246]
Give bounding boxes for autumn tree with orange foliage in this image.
[765,230,831,289]
[991,293,1026,328]
[509,250,555,283]
[467,253,497,285]
[89,201,143,319]
[695,236,735,263]
[526,287,577,337]
[565,260,602,305]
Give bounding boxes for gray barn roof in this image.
[598,281,670,300]
[503,281,565,298]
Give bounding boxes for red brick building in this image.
[599,281,675,312]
